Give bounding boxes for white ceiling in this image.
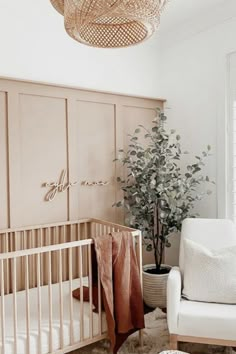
[158,0,228,34]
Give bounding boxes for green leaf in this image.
[176,135,181,141]
[130,151,136,155]
[135,128,141,134]
[207,145,211,151]
[161,114,167,121]
[135,197,141,204]
[193,167,201,173]
[146,244,153,252]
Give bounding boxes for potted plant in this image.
[114,109,213,308]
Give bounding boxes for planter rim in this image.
[143,263,172,277]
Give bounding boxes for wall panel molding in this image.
[0,78,164,228]
[0,91,9,228]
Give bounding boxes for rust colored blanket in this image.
[92,231,145,353]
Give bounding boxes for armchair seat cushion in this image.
[178,299,236,341]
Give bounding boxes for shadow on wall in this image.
[142,231,180,267]
[165,232,180,266]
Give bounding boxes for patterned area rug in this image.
[72,308,228,354]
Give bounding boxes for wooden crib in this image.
[0,218,142,354]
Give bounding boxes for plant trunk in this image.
[154,204,160,272]
[159,225,165,268]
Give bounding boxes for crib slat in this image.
[5,233,9,294]
[45,228,50,284]
[25,255,31,354]
[48,251,53,352]
[39,228,44,286]
[79,246,84,341]
[28,231,32,288]
[98,266,102,336]
[88,244,93,338]
[69,248,74,344]
[54,226,59,282]
[1,259,6,354]
[32,230,36,287]
[84,222,88,238]
[62,225,66,281]
[84,224,88,275]
[59,249,64,348]
[37,253,42,354]
[77,223,80,240]
[13,257,18,354]
[76,225,80,279]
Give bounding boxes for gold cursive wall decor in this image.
[43,169,78,201]
[81,181,110,186]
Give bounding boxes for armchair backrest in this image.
[179,218,236,273]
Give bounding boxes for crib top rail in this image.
[91,218,139,234]
[0,218,91,234]
[0,218,141,260]
[0,218,138,235]
[0,239,92,260]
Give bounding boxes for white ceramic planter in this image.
[143,263,172,309]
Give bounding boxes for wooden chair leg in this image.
[170,334,178,350]
[139,329,144,347]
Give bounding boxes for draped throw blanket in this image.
[93,231,145,353]
[73,231,145,353]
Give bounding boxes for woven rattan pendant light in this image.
[50,0,168,48]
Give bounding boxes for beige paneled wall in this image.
[0,78,164,232]
[70,100,116,221]
[12,94,68,226]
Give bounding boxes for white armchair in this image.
[167,218,236,350]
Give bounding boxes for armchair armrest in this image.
[167,266,182,334]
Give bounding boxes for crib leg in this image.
[139,329,144,347]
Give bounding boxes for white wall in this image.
[159,13,236,221]
[159,3,236,265]
[0,0,161,98]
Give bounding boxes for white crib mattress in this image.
[0,278,107,354]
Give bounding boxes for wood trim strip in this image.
[174,334,236,347]
[0,76,166,102]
